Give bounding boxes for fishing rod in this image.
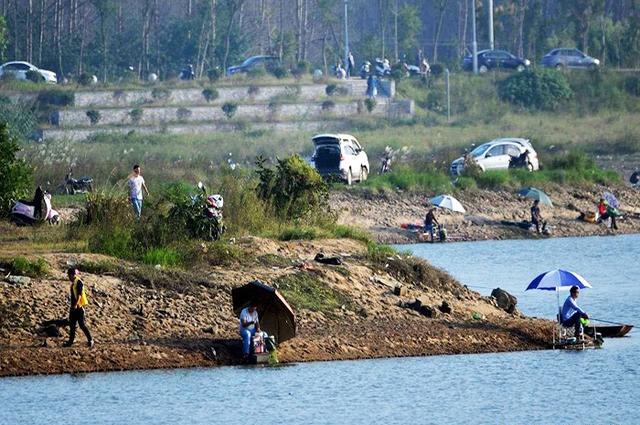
[590,318,631,326]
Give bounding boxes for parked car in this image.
[462,49,531,73]
[540,48,600,70]
[0,61,57,83]
[226,55,280,76]
[450,138,539,175]
[310,133,369,185]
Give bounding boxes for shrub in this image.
[390,62,406,81]
[36,90,75,109]
[623,75,640,97]
[129,108,143,124]
[77,73,92,86]
[8,256,49,277]
[362,167,453,192]
[255,155,330,222]
[247,67,267,79]
[364,97,377,113]
[0,124,32,215]
[176,107,192,121]
[88,225,135,258]
[498,68,572,110]
[325,84,338,96]
[221,102,238,119]
[454,176,477,190]
[207,68,222,82]
[292,61,311,78]
[26,70,44,83]
[475,170,510,189]
[278,225,324,241]
[426,90,445,113]
[247,85,260,97]
[430,64,444,77]
[142,248,183,267]
[202,87,219,102]
[86,109,101,125]
[321,100,335,111]
[275,271,350,312]
[271,66,288,79]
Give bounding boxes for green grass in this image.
[362,167,454,193]
[141,248,184,267]
[3,256,50,277]
[275,271,351,312]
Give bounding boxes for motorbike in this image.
[359,61,371,79]
[180,64,195,80]
[10,186,61,226]
[380,146,394,174]
[374,58,391,77]
[630,171,640,188]
[169,182,225,241]
[57,169,93,195]
[508,151,533,171]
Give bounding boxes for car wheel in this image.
[360,166,368,182]
[555,63,564,70]
[516,65,525,72]
[589,63,598,70]
[346,169,353,186]
[527,162,534,172]
[479,65,488,74]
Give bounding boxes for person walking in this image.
[347,51,355,78]
[63,268,94,348]
[530,200,543,234]
[128,164,149,219]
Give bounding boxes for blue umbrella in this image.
[518,187,553,207]
[526,269,592,292]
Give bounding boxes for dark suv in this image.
[540,48,600,70]
[462,49,530,73]
[226,55,280,76]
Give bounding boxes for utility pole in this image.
[344,0,349,75]
[488,0,494,50]
[445,68,451,122]
[472,0,478,74]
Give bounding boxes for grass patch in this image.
[142,248,184,267]
[257,254,293,268]
[76,259,119,275]
[362,167,453,193]
[364,242,398,264]
[3,256,50,277]
[276,271,350,312]
[278,225,329,241]
[328,224,372,244]
[203,240,245,266]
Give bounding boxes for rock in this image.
[41,324,61,337]
[491,287,518,314]
[438,301,452,314]
[393,285,407,296]
[419,305,439,318]
[6,276,31,285]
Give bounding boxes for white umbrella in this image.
[429,195,466,213]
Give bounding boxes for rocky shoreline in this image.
[331,185,640,244]
[0,238,553,377]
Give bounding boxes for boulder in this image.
[438,301,452,314]
[419,305,439,318]
[491,288,518,314]
[393,285,407,297]
[6,276,31,285]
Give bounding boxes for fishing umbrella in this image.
[231,280,296,344]
[518,187,553,207]
[603,191,619,209]
[429,195,466,213]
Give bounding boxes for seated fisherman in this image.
[561,285,589,338]
[239,302,260,359]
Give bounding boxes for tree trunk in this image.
[517,0,527,57]
[393,0,398,62]
[27,0,33,62]
[433,0,449,63]
[38,0,45,64]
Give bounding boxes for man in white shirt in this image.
[127,164,149,219]
[239,303,260,358]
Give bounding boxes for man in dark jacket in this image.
[63,268,94,348]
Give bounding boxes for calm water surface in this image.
[1,235,638,425]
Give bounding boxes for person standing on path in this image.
[64,268,94,348]
[424,207,439,243]
[347,51,355,78]
[128,164,149,219]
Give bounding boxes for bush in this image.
[142,248,183,267]
[129,108,143,124]
[8,256,49,277]
[36,90,75,109]
[475,170,510,189]
[624,75,640,97]
[498,68,572,110]
[426,90,445,113]
[151,87,170,101]
[176,107,192,121]
[202,87,219,102]
[255,155,330,223]
[221,102,238,119]
[390,62,406,81]
[271,66,289,79]
[364,97,377,113]
[207,68,222,82]
[362,167,453,193]
[26,70,45,83]
[325,84,337,96]
[454,176,477,190]
[86,109,101,125]
[0,124,32,215]
[321,100,335,111]
[430,64,444,77]
[292,61,311,78]
[77,73,93,86]
[247,85,260,97]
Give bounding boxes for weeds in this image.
[4,256,50,277]
[275,271,350,312]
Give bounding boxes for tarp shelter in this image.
[232,280,296,344]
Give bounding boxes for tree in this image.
[0,124,32,216]
[0,15,8,62]
[397,4,422,58]
[432,0,449,62]
[564,0,605,54]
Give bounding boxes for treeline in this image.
[0,0,639,82]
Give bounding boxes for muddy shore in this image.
[0,238,553,377]
[332,185,640,244]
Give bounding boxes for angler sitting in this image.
[561,286,589,338]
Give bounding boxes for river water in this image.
[1,235,638,425]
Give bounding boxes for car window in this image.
[4,63,27,71]
[343,145,356,156]
[496,51,510,59]
[351,139,362,151]
[487,145,505,156]
[505,145,521,157]
[471,144,491,157]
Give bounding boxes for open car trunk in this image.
[314,144,341,175]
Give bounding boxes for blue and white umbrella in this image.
[526,269,592,292]
[429,195,466,213]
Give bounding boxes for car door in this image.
[482,145,507,170]
[351,138,367,172]
[483,51,496,69]
[342,143,358,177]
[568,50,583,68]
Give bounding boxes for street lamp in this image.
[472,0,478,74]
[344,0,349,75]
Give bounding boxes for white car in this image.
[0,61,57,84]
[450,138,539,175]
[310,133,369,185]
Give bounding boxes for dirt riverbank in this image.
[331,185,640,244]
[0,237,553,377]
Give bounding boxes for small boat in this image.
[584,324,634,338]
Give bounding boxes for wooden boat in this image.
[584,324,634,338]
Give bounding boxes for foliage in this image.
[176,107,192,121]
[498,69,573,110]
[291,61,311,78]
[325,84,337,96]
[397,4,422,54]
[77,73,93,86]
[364,97,377,113]
[221,102,238,119]
[26,70,44,83]
[0,124,32,216]
[255,155,330,223]
[0,16,7,61]
[624,75,640,97]
[321,100,335,111]
[430,64,444,77]
[129,108,143,124]
[275,271,350,312]
[271,66,289,79]
[0,102,38,139]
[247,85,260,97]
[202,87,219,103]
[151,87,170,101]
[207,68,222,82]
[86,109,102,125]
[36,90,75,108]
[7,256,49,277]
[141,248,183,267]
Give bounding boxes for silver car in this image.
[450,138,539,175]
[540,48,600,70]
[310,133,369,185]
[0,61,57,83]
